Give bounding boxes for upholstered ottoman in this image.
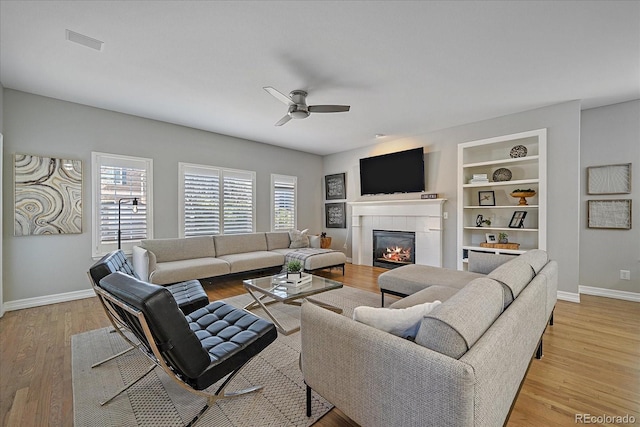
[378,265,484,305]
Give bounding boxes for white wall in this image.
[323,101,582,295]
[2,89,323,303]
[580,100,639,294]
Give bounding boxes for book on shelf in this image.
[469,178,490,184]
[272,273,313,287]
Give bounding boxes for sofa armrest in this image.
[300,301,475,427]
[132,246,155,281]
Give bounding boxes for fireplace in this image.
[372,230,416,269]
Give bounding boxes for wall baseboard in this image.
[2,288,95,313]
[579,285,640,303]
[557,291,581,303]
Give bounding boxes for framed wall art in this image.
[587,163,631,194]
[587,199,632,230]
[14,153,83,236]
[325,173,346,200]
[325,202,346,228]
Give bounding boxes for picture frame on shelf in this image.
[478,190,495,206]
[587,163,631,195]
[509,211,527,228]
[485,233,497,243]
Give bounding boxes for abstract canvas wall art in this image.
[14,153,82,236]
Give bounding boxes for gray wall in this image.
[323,101,582,295]
[2,89,323,302]
[580,100,639,293]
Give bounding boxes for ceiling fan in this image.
[263,86,350,126]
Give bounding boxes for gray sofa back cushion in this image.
[517,249,549,274]
[141,236,215,262]
[415,278,504,359]
[265,232,291,251]
[214,233,268,256]
[467,251,517,274]
[488,258,535,299]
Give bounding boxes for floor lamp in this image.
[118,197,138,250]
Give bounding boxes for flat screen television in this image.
[359,147,425,195]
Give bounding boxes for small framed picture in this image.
[509,211,528,228]
[485,233,497,243]
[478,190,495,206]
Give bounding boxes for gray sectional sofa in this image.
[301,250,557,427]
[132,232,347,285]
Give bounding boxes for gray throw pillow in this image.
[288,229,310,248]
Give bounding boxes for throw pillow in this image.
[352,301,442,339]
[309,235,321,248]
[288,229,310,249]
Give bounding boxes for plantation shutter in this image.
[92,153,153,257]
[182,166,221,236]
[222,169,255,234]
[272,175,297,231]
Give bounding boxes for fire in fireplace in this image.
[372,230,416,269]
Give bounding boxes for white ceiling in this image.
[1,1,639,156]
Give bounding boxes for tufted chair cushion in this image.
[99,272,277,391]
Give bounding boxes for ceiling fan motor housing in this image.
[288,104,310,119]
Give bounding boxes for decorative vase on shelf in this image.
[510,189,536,206]
[492,168,512,182]
[509,145,528,158]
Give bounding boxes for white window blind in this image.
[179,163,255,237]
[271,174,297,231]
[92,153,153,257]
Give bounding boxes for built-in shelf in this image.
[457,129,547,271]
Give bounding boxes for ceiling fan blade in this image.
[274,114,292,126]
[308,105,350,113]
[264,86,293,105]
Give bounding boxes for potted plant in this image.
[286,260,303,280]
[320,232,332,249]
[498,232,508,244]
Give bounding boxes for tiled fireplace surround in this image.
[349,199,445,267]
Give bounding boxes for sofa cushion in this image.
[378,264,484,296]
[467,251,517,274]
[353,301,442,339]
[389,285,459,309]
[150,257,230,285]
[217,251,284,274]
[214,233,268,256]
[288,229,310,248]
[488,258,535,299]
[265,232,291,250]
[309,235,321,248]
[518,249,549,274]
[414,278,504,359]
[142,236,215,263]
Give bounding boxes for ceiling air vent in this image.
[65,29,104,51]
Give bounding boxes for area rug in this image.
[72,285,381,426]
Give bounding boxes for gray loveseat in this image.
[132,232,347,285]
[301,250,557,427]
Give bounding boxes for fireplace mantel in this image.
[349,199,446,267]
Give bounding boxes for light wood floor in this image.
[1,264,638,426]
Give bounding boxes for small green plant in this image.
[498,232,508,243]
[286,260,303,273]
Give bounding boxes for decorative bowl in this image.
[492,168,512,182]
[510,191,536,205]
[510,145,528,158]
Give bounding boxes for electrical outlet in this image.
[443,212,448,219]
[620,270,631,280]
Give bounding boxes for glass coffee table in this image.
[243,273,343,335]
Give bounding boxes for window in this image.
[179,163,255,237]
[92,152,153,257]
[271,174,297,231]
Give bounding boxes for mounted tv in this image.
[359,147,425,195]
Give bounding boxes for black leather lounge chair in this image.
[93,271,278,426]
